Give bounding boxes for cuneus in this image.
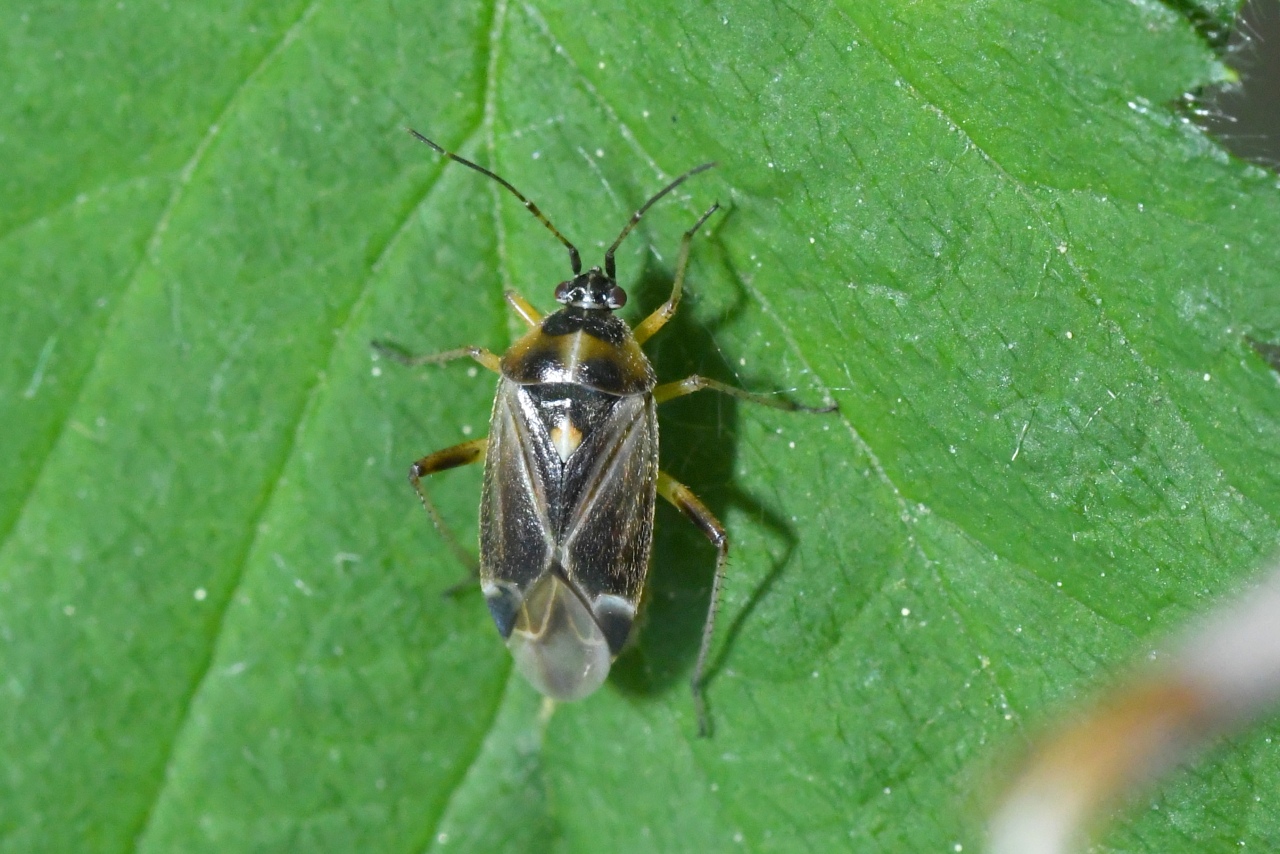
[376,130,834,737]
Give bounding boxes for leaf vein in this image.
[0,1,322,567]
[410,2,529,852]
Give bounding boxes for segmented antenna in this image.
[604,162,716,279]
[407,129,583,274]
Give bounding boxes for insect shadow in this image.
[607,240,805,709]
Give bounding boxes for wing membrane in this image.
[479,378,558,590]
[559,394,658,603]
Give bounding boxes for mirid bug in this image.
[377,130,833,735]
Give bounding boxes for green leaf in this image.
[3,1,1278,852]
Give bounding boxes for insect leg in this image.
[654,374,836,413]
[657,470,727,738]
[372,341,501,373]
[409,438,488,586]
[632,202,721,345]
[504,289,542,327]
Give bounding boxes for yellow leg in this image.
[657,470,728,738]
[632,203,720,345]
[409,438,488,581]
[504,289,542,327]
[654,374,836,413]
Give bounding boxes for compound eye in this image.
[606,285,627,309]
[554,281,573,303]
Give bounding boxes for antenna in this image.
[604,162,716,279]
[407,129,583,274]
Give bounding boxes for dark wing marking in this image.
[558,393,659,604]
[479,378,559,590]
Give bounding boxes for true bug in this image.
[377,130,833,735]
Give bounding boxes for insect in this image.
[377,130,833,735]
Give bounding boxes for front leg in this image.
[504,289,542,327]
[632,203,721,345]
